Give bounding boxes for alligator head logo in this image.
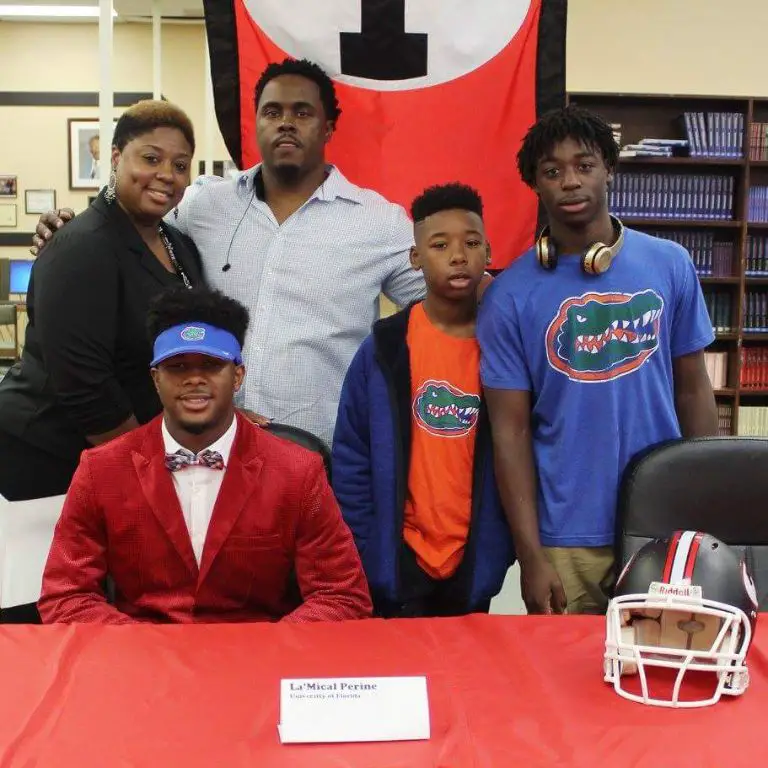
[546,290,664,382]
[180,326,206,342]
[413,380,481,437]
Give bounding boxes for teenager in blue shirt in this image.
[477,106,718,615]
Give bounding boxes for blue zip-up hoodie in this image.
[331,303,515,611]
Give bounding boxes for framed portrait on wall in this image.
[68,119,117,190]
[0,175,17,198]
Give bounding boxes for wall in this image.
[566,0,768,96]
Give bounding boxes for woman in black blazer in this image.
[0,100,204,503]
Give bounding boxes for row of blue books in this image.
[747,187,768,223]
[680,112,744,158]
[609,173,735,220]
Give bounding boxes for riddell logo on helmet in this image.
[649,582,703,600]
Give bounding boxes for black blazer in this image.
[0,192,204,465]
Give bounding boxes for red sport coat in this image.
[39,413,372,624]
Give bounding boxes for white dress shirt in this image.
[171,165,426,448]
[161,416,238,565]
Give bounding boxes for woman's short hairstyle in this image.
[112,100,195,155]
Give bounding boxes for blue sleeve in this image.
[670,248,716,358]
[477,281,532,391]
[331,339,375,553]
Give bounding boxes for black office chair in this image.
[616,437,768,608]
[266,422,332,483]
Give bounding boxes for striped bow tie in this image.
[165,448,225,472]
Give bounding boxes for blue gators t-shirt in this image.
[477,229,715,547]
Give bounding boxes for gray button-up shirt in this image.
[172,165,426,447]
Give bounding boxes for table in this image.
[0,615,765,767]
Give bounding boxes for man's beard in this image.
[272,162,303,186]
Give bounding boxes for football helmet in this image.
[604,530,758,708]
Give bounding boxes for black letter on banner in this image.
[340,0,428,80]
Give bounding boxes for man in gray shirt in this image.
[33,59,425,448]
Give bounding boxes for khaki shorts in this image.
[542,546,615,615]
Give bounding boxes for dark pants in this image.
[0,430,78,501]
[374,543,491,619]
[0,431,79,624]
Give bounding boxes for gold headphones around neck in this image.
[536,215,625,275]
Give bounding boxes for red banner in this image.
[203,0,567,268]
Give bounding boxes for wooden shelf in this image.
[749,160,768,167]
[700,276,740,284]
[624,218,741,228]
[747,222,768,229]
[739,389,768,396]
[712,333,739,341]
[742,333,768,341]
[714,388,737,397]
[619,157,745,167]
[745,277,768,284]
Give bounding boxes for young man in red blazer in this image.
[39,286,372,624]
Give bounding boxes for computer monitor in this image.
[9,260,32,296]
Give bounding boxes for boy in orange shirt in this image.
[332,183,515,617]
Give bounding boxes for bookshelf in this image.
[569,93,768,436]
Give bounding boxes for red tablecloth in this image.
[0,615,765,767]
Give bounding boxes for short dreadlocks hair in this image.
[410,183,484,223]
[516,105,618,188]
[254,58,342,127]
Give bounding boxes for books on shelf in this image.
[610,173,734,220]
[611,123,622,148]
[704,351,728,389]
[748,187,768,222]
[703,289,733,334]
[619,138,689,160]
[737,407,768,436]
[740,347,768,388]
[717,402,733,436]
[678,111,744,158]
[745,235,768,276]
[742,291,768,332]
[748,122,768,161]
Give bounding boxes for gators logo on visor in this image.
[545,290,664,382]
[413,380,481,437]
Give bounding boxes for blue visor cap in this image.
[151,323,243,367]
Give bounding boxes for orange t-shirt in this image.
[403,303,481,579]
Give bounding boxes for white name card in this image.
[278,676,430,744]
